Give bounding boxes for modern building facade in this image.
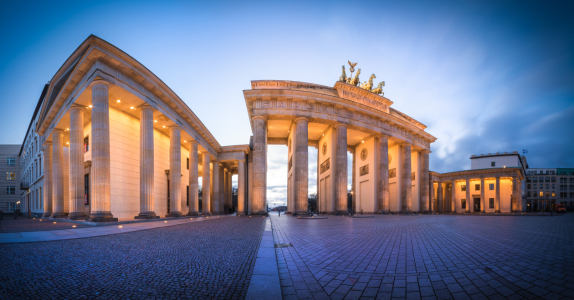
[524,167,574,211]
[430,152,527,213]
[557,168,574,210]
[0,145,20,212]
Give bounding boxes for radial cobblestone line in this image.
[0,217,265,299]
[272,214,574,299]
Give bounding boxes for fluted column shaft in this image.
[238,160,245,215]
[218,165,224,213]
[167,126,183,217]
[436,182,445,212]
[294,118,309,215]
[495,177,501,213]
[211,160,220,214]
[480,178,485,212]
[187,142,199,216]
[512,176,519,212]
[136,106,158,219]
[451,182,457,212]
[378,136,390,213]
[252,116,267,214]
[334,124,348,214]
[227,171,233,211]
[69,106,87,219]
[88,81,116,222]
[51,130,66,218]
[202,153,211,215]
[421,151,430,213]
[43,142,52,217]
[401,143,412,213]
[465,178,471,212]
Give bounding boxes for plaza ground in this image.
[1,214,573,299]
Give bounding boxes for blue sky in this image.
[1,0,573,205]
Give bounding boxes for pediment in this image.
[334,81,393,114]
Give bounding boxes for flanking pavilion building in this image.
[32,35,249,221]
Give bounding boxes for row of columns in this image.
[250,116,431,215]
[432,176,521,213]
[42,80,245,221]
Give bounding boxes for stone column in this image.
[136,105,158,219]
[512,176,518,212]
[316,146,320,213]
[465,178,471,213]
[334,124,348,214]
[480,178,485,212]
[87,81,116,222]
[294,117,309,215]
[68,105,87,220]
[421,151,430,213]
[401,143,412,213]
[436,182,446,213]
[378,135,390,214]
[429,180,434,212]
[451,182,457,212]
[228,171,233,212]
[517,179,523,212]
[238,159,245,215]
[43,142,52,217]
[218,165,225,213]
[351,148,356,214]
[51,130,66,218]
[252,116,267,215]
[495,177,501,213]
[167,126,183,217]
[187,142,199,216]
[212,160,220,214]
[202,153,211,215]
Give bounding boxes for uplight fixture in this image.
[88,105,92,108]
[154,120,157,123]
[130,107,134,110]
[117,100,121,103]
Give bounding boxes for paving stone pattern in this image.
[0,218,92,233]
[272,214,574,300]
[0,217,265,299]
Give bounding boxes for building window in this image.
[491,162,495,167]
[187,185,189,206]
[187,158,189,170]
[489,183,494,190]
[546,184,549,189]
[539,177,543,182]
[489,198,494,208]
[84,136,89,152]
[539,191,544,197]
[475,184,480,191]
[527,184,531,189]
[534,177,538,183]
[533,184,537,189]
[7,186,15,194]
[461,199,466,209]
[461,185,466,192]
[7,172,15,180]
[552,184,555,189]
[533,191,537,197]
[545,177,550,182]
[527,191,531,197]
[552,177,556,182]
[7,158,15,166]
[552,192,556,197]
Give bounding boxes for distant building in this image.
[524,168,556,212]
[557,168,574,210]
[18,85,48,216]
[0,145,21,213]
[430,151,526,213]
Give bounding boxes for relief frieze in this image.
[360,164,369,176]
[320,157,330,174]
[389,168,397,179]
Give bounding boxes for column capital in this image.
[293,117,309,123]
[420,149,431,154]
[43,141,52,146]
[136,103,156,111]
[89,80,111,89]
[252,115,267,122]
[237,159,246,163]
[332,123,347,128]
[69,103,87,111]
[52,128,65,134]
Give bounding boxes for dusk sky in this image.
[1,0,573,206]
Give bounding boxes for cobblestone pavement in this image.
[272,214,574,300]
[0,216,265,299]
[0,218,92,233]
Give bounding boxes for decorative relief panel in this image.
[389,168,397,179]
[360,164,369,176]
[360,148,368,161]
[277,101,286,108]
[388,154,393,164]
[322,142,327,155]
[411,172,415,180]
[292,101,301,109]
[288,157,293,171]
[320,157,330,174]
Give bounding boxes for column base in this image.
[202,211,212,216]
[42,212,51,218]
[495,210,501,213]
[166,212,184,218]
[186,211,200,216]
[68,212,88,220]
[250,211,268,216]
[50,213,68,219]
[86,212,118,222]
[135,212,160,219]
